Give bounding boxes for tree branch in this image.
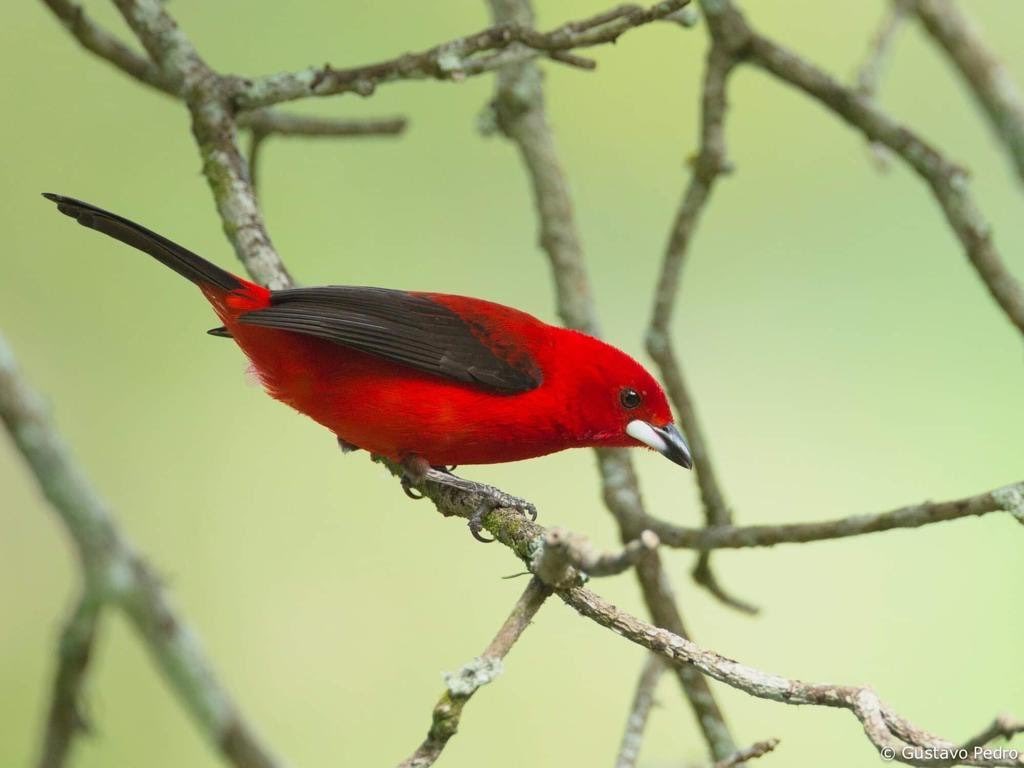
[614,654,666,768]
[712,738,780,768]
[534,527,660,585]
[912,0,1024,185]
[40,0,177,95]
[960,716,1024,753]
[32,1,1024,766]
[642,480,1024,549]
[852,0,912,168]
[238,111,407,137]
[485,0,739,759]
[36,594,101,768]
[0,333,284,768]
[484,1,600,337]
[390,459,1022,768]
[730,15,1024,338]
[855,0,912,102]
[235,0,692,111]
[561,585,1021,767]
[645,23,755,614]
[241,112,406,195]
[108,0,294,289]
[245,130,270,198]
[397,578,551,768]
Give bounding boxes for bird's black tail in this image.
[42,193,242,292]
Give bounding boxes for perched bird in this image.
[43,194,691,538]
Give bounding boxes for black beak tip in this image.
[667,448,693,470]
[657,423,693,470]
[627,420,693,469]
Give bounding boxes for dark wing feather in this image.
[42,194,241,292]
[237,286,541,394]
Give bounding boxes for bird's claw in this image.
[401,476,424,500]
[469,505,496,543]
[463,486,537,543]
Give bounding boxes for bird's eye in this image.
[619,388,642,409]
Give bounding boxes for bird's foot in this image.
[398,455,537,542]
[421,468,538,544]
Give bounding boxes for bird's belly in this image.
[228,323,564,465]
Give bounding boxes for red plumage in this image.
[44,194,692,471]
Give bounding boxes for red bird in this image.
[44,194,691,536]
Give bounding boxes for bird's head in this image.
[558,332,692,469]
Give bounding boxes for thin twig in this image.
[485,0,740,759]
[614,654,666,768]
[712,738,780,768]
[246,130,269,198]
[241,113,406,196]
[855,0,912,100]
[36,594,101,768]
[853,0,912,168]
[642,481,1024,549]
[960,716,1024,753]
[235,0,693,110]
[40,0,176,94]
[912,0,1024,184]
[562,586,1021,767]
[534,527,659,586]
[397,578,551,768]
[692,553,758,614]
[740,26,1024,337]
[645,27,754,614]
[238,111,407,137]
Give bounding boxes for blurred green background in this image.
[2,1,1023,766]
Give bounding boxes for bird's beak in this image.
[626,420,693,469]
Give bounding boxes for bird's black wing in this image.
[237,286,542,394]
